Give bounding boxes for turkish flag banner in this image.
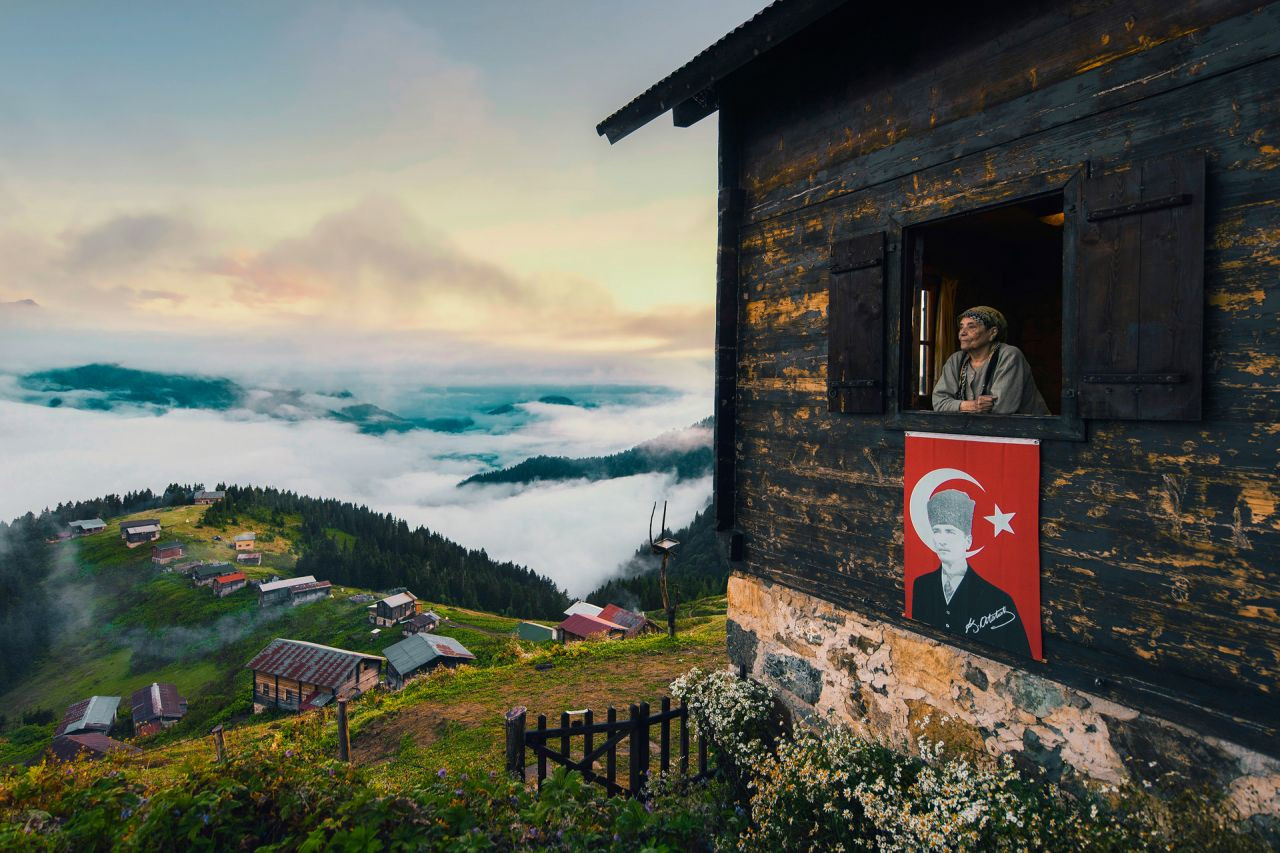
[904,432,1041,661]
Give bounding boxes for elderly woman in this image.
[931,306,1049,415]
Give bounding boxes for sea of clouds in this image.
[0,372,711,597]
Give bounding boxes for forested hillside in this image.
[202,486,569,618]
[458,419,712,487]
[587,504,729,611]
[0,484,198,688]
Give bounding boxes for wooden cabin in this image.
[130,682,187,737]
[211,571,248,597]
[367,591,418,626]
[120,519,161,548]
[151,541,185,565]
[54,695,120,738]
[193,490,225,505]
[600,0,1280,812]
[232,531,257,551]
[245,639,383,713]
[382,633,476,689]
[403,611,442,635]
[192,563,232,587]
[558,613,626,643]
[68,518,106,536]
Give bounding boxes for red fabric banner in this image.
[904,432,1041,660]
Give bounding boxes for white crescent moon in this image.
[908,467,985,559]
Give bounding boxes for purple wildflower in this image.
[437,768,447,778]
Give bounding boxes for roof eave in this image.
[595,0,848,144]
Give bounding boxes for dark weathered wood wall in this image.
[722,0,1279,753]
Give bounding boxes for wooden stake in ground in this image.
[649,502,680,638]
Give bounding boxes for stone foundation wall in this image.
[727,572,1280,820]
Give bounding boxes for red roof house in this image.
[559,613,627,643]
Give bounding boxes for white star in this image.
[985,505,1015,537]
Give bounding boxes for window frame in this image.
[881,172,1087,442]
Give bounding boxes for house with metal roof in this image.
[236,551,263,566]
[514,621,559,643]
[192,562,233,586]
[120,519,162,548]
[597,604,656,639]
[130,682,187,737]
[54,695,120,738]
[257,575,316,606]
[193,490,226,504]
[559,613,627,643]
[211,571,248,597]
[68,518,106,536]
[286,580,331,607]
[564,601,604,618]
[403,611,442,635]
[49,733,141,763]
[383,633,476,690]
[232,531,257,551]
[245,639,383,714]
[151,541,185,565]
[367,591,418,626]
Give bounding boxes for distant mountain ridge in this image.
[458,418,713,487]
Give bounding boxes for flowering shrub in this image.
[669,667,778,771]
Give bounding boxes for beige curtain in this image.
[933,276,959,379]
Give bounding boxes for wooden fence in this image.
[505,697,711,799]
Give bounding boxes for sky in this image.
[0,0,764,379]
[0,1,765,594]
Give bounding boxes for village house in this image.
[192,563,232,587]
[382,633,476,690]
[558,612,626,643]
[54,695,120,738]
[514,621,559,643]
[193,490,225,505]
[129,682,187,737]
[211,571,248,598]
[563,600,603,618]
[67,518,106,536]
[402,611,442,635]
[367,591,418,626]
[236,551,263,566]
[258,575,332,607]
[119,519,161,548]
[245,638,383,713]
[232,531,256,551]
[597,604,657,639]
[599,0,1280,812]
[286,580,332,607]
[49,733,140,763]
[151,540,185,566]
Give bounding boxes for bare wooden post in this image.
[210,724,226,762]
[336,695,350,762]
[560,711,570,766]
[504,706,526,781]
[536,714,547,788]
[583,710,594,779]
[629,702,650,798]
[659,696,671,775]
[606,707,617,789]
[679,700,690,775]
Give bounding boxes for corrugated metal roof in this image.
[559,613,625,638]
[258,575,316,594]
[69,519,105,529]
[380,592,416,609]
[245,639,383,689]
[120,519,161,532]
[596,0,848,143]
[55,695,120,737]
[130,682,186,725]
[154,541,184,551]
[213,572,247,584]
[126,524,161,535]
[564,601,603,618]
[50,733,140,762]
[193,564,231,580]
[599,604,647,632]
[384,633,475,677]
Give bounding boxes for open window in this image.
[902,194,1065,414]
[825,152,1205,439]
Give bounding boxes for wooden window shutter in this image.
[1069,152,1205,420]
[828,231,886,413]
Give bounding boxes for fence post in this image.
[505,706,526,781]
[629,702,651,798]
[336,695,350,762]
[606,707,617,790]
[583,710,594,779]
[537,714,548,788]
[210,724,226,762]
[660,696,671,775]
[679,700,690,775]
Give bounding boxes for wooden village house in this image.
[119,519,161,548]
[558,613,626,643]
[151,540,185,566]
[236,551,263,566]
[382,633,476,689]
[211,571,248,597]
[257,575,331,607]
[367,591,418,626]
[402,611,441,635]
[245,639,383,713]
[129,682,187,737]
[192,563,232,587]
[597,604,657,639]
[193,490,225,505]
[67,518,106,536]
[599,0,1280,814]
[232,531,257,551]
[54,696,120,739]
